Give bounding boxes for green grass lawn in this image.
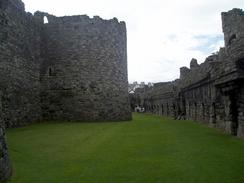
[6,113,244,183]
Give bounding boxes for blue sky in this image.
[22,0,244,83]
[191,35,224,55]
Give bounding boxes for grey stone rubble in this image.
[131,8,244,139]
[0,0,131,182]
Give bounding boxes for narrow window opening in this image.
[228,34,236,45]
[166,103,169,116]
[202,103,205,121]
[48,67,53,76]
[194,102,197,120]
[188,102,191,118]
[44,16,49,24]
[211,102,216,124]
[182,99,186,117]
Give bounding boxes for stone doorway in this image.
[161,104,164,115]
[229,92,238,136]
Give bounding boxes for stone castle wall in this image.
[35,12,130,121]
[133,9,244,138]
[0,0,131,127]
[0,0,131,181]
[0,0,42,127]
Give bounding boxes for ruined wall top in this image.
[222,9,244,59]
[175,8,244,89]
[222,8,244,45]
[133,8,244,100]
[34,11,126,29]
[190,58,199,69]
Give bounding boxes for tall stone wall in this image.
[0,0,131,125]
[138,82,178,117]
[33,12,130,121]
[0,0,131,181]
[0,0,42,127]
[132,9,244,138]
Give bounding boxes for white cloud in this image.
[22,0,244,83]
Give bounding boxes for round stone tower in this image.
[34,12,131,121]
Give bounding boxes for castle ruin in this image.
[0,0,131,181]
[132,8,244,139]
[1,0,244,182]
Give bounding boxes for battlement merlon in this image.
[180,67,190,79]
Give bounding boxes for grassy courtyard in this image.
[6,113,244,183]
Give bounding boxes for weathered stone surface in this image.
[0,0,131,127]
[0,92,11,183]
[132,8,244,138]
[0,0,131,181]
[0,0,42,128]
[34,12,131,121]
